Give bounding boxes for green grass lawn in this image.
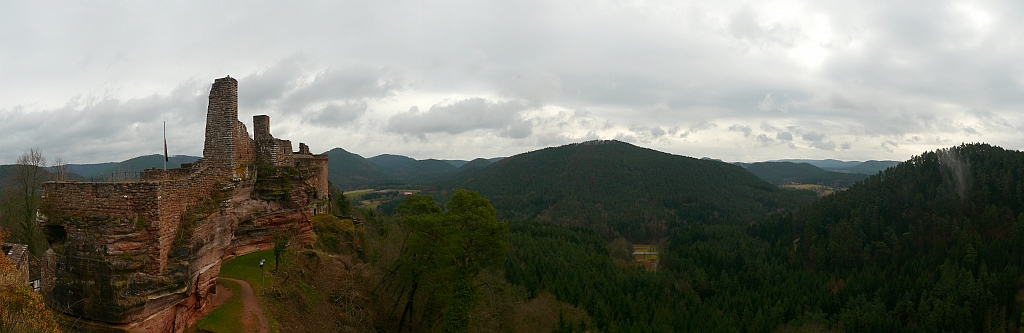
[218,250,281,333]
[219,250,276,294]
[343,189,374,199]
[195,279,244,333]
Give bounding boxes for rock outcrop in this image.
[37,76,329,332]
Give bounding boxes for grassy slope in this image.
[218,250,278,333]
[195,279,245,333]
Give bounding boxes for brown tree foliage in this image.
[0,228,62,333]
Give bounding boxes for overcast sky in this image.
[2,1,1022,164]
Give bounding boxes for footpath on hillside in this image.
[191,248,274,331]
[220,277,269,333]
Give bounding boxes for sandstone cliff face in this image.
[37,76,329,333]
[40,162,323,332]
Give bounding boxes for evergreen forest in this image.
[347,142,1024,332]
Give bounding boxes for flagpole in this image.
[163,121,167,179]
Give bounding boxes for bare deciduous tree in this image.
[51,156,69,181]
[11,149,47,254]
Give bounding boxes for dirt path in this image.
[198,283,233,317]
[221,277,269,333]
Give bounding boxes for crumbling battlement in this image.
[253,115,297,168]
[38,76,329,333]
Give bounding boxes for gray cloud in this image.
[881,140,898,153]
[729,6,796,48]
[303,102,368,127]
[281,67,400,112]
[680,121,717,138]
[0,79,208,163]
[728,124,753,138]
[239,62,401,127]
[238,58,304,108]
[802,132,826,142]
[801,132,838,150]
[501,70,563,107]
[614,133,638,143]
[623,125,668,143]
[810,141,837,151]
[386,98,531,139]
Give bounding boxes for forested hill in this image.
[324,151,500,190]
[530,143,1024,331]
[323,148,387,190]
[794,143,1024,271]
[367,154,458,179]
[447,140,816,242]
[771,143,1024,331]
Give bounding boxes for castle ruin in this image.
[37,76,329,332]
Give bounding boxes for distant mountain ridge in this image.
[323,150,506,190]
[67,154,200,179]
[367,154,458,179]
[441,157,504,168]
[770,159,899,175]
[734,161,868,188]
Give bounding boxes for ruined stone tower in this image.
[202,77,238,170]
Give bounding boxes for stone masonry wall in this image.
[273,139,293,166]
[40,163,235,327]
[141,167,193,181]
[253,114,296,167]
[253,115,271,142]
[234,120,255,171]
[41,182,163,273]
[253,115,275,165]
[315,155,329,200]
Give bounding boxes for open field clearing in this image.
[632,244,659,272]
[343,189,374,199]
[779,183,836,197]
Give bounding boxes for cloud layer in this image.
[1,0,1023,163]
